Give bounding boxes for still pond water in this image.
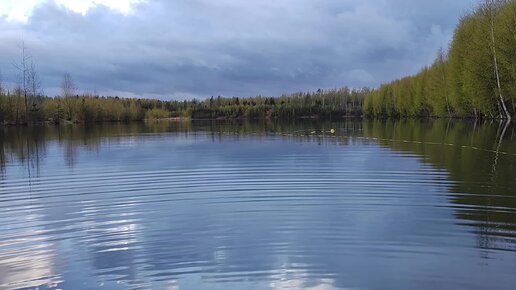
[1,120,516,290]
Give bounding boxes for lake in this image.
[0,120,515,290]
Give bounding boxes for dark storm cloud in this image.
[0,0,478,99]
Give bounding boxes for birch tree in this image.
[481,0,511,119]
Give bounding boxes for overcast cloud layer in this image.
[0,0,478,99]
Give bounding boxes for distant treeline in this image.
[1,36,370,125]
[184,88,367,120]
[364,0,516,119]
[0,85,368,125]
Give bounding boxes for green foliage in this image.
[0,94,145,124]
[146,108,171,120]
[0,87,368,125]
[365,0,516,118]
[183,88,368,120]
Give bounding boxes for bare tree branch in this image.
[61,73,77,98]
[12,41,32,122]
[62,73,78,120]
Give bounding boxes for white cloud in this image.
[0,0,145,22]
[0,0,41,22]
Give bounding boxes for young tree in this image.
[13,41,31,120]
[28,61,42,99]
[61,73,77,120]
[481,0,511,119]
[494,0,516,113]
[61,73,76,98]
[29,61,45,121]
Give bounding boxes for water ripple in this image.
[0,122,515,290]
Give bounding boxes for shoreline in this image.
[1,115,514,127]
[1,115,367,127]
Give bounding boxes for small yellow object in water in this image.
[330,129,335,134]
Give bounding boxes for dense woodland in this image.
[364,0,516,119]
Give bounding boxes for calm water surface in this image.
[0,120,515,290]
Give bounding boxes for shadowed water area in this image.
[0,120,515,290]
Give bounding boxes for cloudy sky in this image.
[0,0,478,99]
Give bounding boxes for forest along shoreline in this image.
[0,86,369,126]
[1,1,514,126]
[364,0,515,120]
